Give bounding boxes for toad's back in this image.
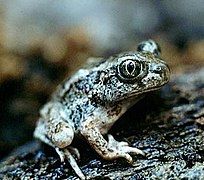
[34,40,170,179]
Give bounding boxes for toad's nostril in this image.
[156,66,162,72]
[152,65,163,74]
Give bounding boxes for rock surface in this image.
[0,68,204,179]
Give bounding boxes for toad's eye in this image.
[118,60,142,81]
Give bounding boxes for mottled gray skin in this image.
[34,40,170,179]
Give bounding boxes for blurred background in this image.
[0,0,204,158]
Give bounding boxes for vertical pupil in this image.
[127,62,135,74]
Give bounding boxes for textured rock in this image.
[0,68,204,179]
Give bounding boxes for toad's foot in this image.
[55,147,85,180]
[107,134,145,163]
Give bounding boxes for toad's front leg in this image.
[80,119,145,163]
[34,102,85,179]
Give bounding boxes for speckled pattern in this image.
[33,40,170,179]
[0,68,203,179]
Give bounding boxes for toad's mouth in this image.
[118,79,169,101]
